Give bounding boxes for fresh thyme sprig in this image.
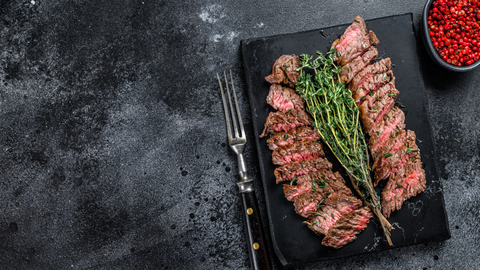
[296,49,393,245]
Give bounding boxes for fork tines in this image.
[217,70,246,143]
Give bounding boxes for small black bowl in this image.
[421,0,480,72]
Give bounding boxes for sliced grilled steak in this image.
[382,153,426,218]
[293,190,326,218]
[353,71,395,105]
[371,130,407,172]
[260,109,311,138]
[374,130,418,185]
[331,16,379,66]
[266,126,320,150]
[274,157,333,184]
[266,84,304,112]
[272,140,325,165]
[306,194,362,235]
[284,171,325,201]
[359,81,399,134]
[368,107,406,156]
[283,170,352,201]
[284,183,313,202]
[331,16,368,53]
[339,46,378,84]
[321,206,374,249]
[338,31,379,67]
[265,54,300,88]
[349,58,392,92]
[325,171,353,197]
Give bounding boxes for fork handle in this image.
[240,190,272,270]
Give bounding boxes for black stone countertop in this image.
[0,1,478,269]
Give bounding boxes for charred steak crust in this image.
[266,126,320,150]
[325,171,353,197]
[260,109,312,138]
[321,206,374,249]
[271,140,325,166]
[265,54,300,88]
[266,83,305,112]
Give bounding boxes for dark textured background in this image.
[0,0,478,269]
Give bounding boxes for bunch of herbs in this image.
[296,49,393,245]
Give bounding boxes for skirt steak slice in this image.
[331,16,379,66]
[266,83,304,112]
[283,170,352,201]
[293,190,326,218]
[274,157,333,184]
[306,194,362,235]
[260,109,312,138]
[371,130,407,173]
[265,54,300,88]
[382,152,426,218]
[374,130,418,185]
[272,140,325,165]
[266,126,320,150]
[349,58,392,92]
[339,46,378,84]
[359,81,399,135]
[354,71,395,106]
[321,206,374,249]
[368,107,406,156]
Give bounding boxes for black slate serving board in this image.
[240,13,450,266]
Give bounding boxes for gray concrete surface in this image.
[0,0,478,269]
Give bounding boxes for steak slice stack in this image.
[339,46,379,84]
[371,129,406,172]
[262,54,375,249]
[373,130,418,185]
[353,71,395,107]
[358,81,399,135]
[333,16,426,217]
[368,107,406,156]
[349,58,392,93]
[381,153,426,218]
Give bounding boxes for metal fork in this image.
[217,70,272,270]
